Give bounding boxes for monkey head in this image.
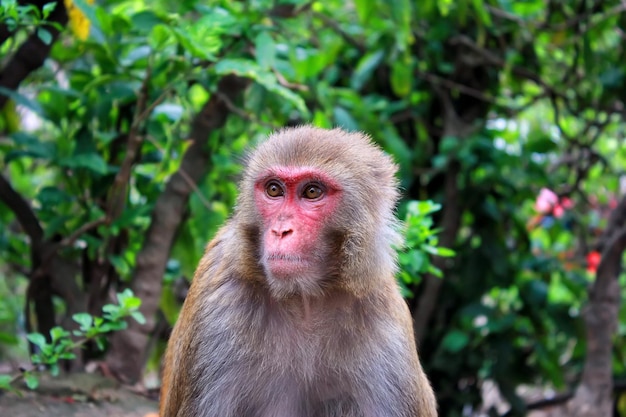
[236,126,400,299]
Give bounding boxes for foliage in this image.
[0,289,144,392]
[0,0,59,43]
[398,200,455,297]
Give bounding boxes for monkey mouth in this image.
[264,253,308,278]
[267,253,304,262]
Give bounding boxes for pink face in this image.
[254,166,342,280]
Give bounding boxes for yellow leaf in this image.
[64,0,94,40]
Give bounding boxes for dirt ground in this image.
[0,373,159,417]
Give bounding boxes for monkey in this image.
[160,126,437,417]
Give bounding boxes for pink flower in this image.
[553,205,564,218]
[535,188,558,214]
[560,197,573,209]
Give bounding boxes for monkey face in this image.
[253,166,342,295]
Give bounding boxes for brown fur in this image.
[160,126,437,417]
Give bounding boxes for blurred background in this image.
[0,0,625,416]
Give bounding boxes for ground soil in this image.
[0,373,159,417]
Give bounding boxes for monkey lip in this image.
[267,253,304,262]
[265,253,308,277]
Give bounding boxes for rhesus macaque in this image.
[160,126,437,417]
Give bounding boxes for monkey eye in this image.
[265,181,284,198]
[302,184,323,200]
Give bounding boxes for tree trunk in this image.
[105,75,248,383]
[554,197,626,417]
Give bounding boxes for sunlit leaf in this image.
[24,373,39,390]
[26,333,47,349]
[255,31,276,70]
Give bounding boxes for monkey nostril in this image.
[271,228,293,238]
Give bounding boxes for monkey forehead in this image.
[255,166,342,189]
[246,126,398,184]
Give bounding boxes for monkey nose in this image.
[272,228,293,239]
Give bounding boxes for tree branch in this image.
[0,1,68,108]
[105,74,250,383]
[0,173,44,251]
[412,90,470,342]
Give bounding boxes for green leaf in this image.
[0,375,13,389]
[423,245,442,256]
[43,215,70,238]
[121,296,141,309]
[59,352,76,360]
[42,2,56,18]
[24,372,39,390]
[150,24,172,49]
[254,31,276,70]
[471,0,492,26]
[56,153,109,175]
[354,0,374,23]
[26,333,47,349]
[526,137,557,153]
[37,187,72,206]
[390,0,413,50]
[399,250,427,274]
[49,326,70,342]
[351,50,385,91]
[8,131,55,160]
[438,0,454,16]
[37,27,53,44]
[426,264,443,277]
[598,68,623,88]
[104,321,127,331]
[0,374,13,391]
[390,58,413,97]
[117,288,136,305]
[214,58,264,78]
[435,247,455,257]
[122,45,152,66]
[31,354,42,365]
[406,200,441,217]
[0,332,19,345]
[0,87,45,118]
[72,313,94,330]
[95,337,105,350]
[442,330,469,353]
[131,10,163,31]
[333,106,358,132]
[440,136,459,154]
[131,311,146,325]
[172,26,218,60]
[215,59,308,116]
[102,304,119,314]
[193,7,239,36]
